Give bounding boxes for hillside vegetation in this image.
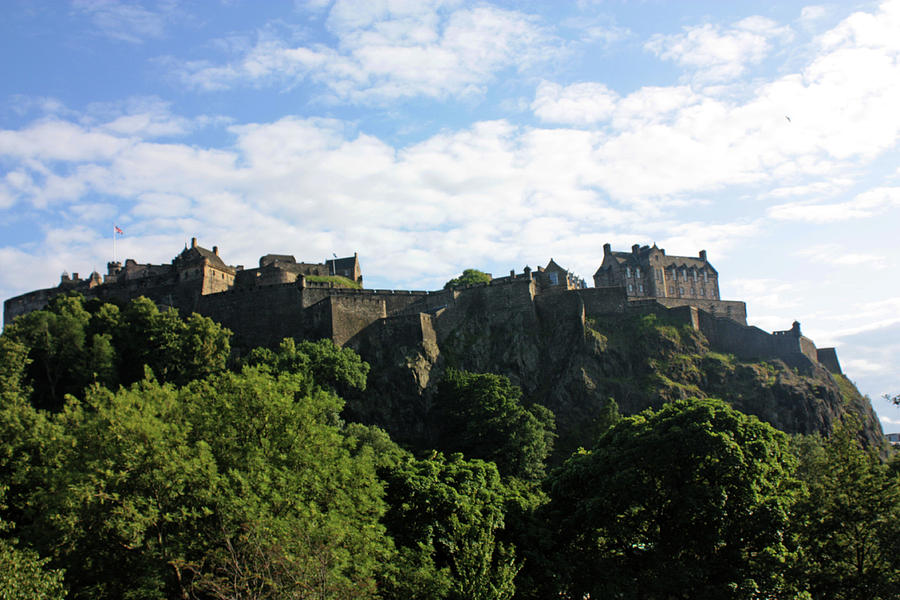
[1,293,898,599]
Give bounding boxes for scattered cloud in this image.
[646,16,793,83]
[176,1,558,102]
[795,244,888,269]
[768,187,900,223]
[799,5,829,25]
[729,278,801,310]
[531,80,618,125]
[71,0,180,43]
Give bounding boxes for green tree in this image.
[379,453,519,600]
[2,294,232,409]
[545,398,801,599]
[433,369,555,480]
[243,337,369,395]
[444,269,491,289]
[0,487,65,600]
[115,296,230,386]
[3,293,114,409]
[183,368,391,599]
[794,421,900,599]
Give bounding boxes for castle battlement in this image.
[2,241,841,377]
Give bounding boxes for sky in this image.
[1,0,899,430]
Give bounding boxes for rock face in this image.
[342,286,882,460]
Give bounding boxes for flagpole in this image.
[113,225,117,263]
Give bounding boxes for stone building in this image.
[594,243,719,300]
[533,259,588,291]
[593,243,746,324]
[235,253,362,288]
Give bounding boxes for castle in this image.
[2,241,842,375]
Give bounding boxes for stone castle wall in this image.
[576,286,628,317]
[3,248,842,379]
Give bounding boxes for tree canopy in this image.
[2,293,231,409]
[545,398,801,599]
[433,369,555,480]
[444,269,491,289]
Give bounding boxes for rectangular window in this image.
[692,271,697,281]
[703,271,708,282]
[626,266,631,278]
[656,268,662,281]
[636,267,641,277]
[639,283,644,293]
[549,272,559,285]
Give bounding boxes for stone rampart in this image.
[195,282,308,349]
[817,348,843,374]
[576,286,628,317]
[698,310,817,371]
[645,297,747,325]
[327,294,389,346]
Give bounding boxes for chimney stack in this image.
[191,237,197,248]
[699,250,707,260]
[632,244,639,254]
[603,243,611,255]
[213,246,219,256]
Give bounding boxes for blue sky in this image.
[2,0,899,429]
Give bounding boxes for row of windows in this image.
[625,266,711,283]
[667,286,714,297]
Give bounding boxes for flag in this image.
[115,225,124,235]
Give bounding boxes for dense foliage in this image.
[545,398,801,599]
[1,297,898,598]
[2,293,230,410]
[443,268,491,289]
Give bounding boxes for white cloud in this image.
[799,5,828,25]
[646,16,792,83]
[796,244,888,269]
[729,278,801,310]
[176,2,557,101]
[531,81,619,125]
[72,0,179,43]
[768,187,900,222]
[0,119,128,162]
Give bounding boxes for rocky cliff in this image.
[341,286,883,460]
